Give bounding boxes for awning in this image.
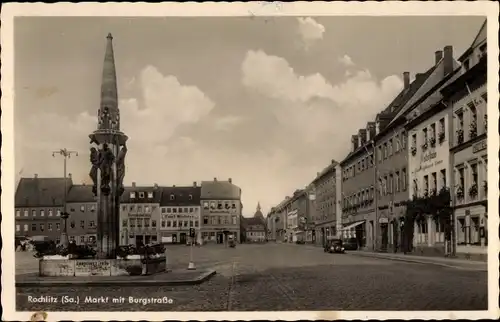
[341,220,365,231]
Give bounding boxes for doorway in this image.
[217,233,224,244]
[381,223,388,251]
[145,235,151,245]
[136,235,144,247]
[180,233,187,244]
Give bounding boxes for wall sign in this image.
[75,260,111,276]
[472,140,487,154]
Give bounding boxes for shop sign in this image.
[378,217,389,224]
[75,260,110,276]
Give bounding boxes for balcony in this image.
[456,129,464,145]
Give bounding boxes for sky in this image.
[14,16,485,216]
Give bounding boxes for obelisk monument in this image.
[89,33,128,259]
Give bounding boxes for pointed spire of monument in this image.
[98,32,119,131]
[257,202,261,212]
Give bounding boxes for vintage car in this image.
[228,235,236,248]
[323,238,345,254]
[343,237,359,251]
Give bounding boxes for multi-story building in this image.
[119,183,162,246]
[267,199,288,242]
[406,45,461,255]
[200,178,241,243]
[15,175,70,243]
[66,184,97,245]
[442,21,487,260]
[159,183,202,245]
[304,183,317,243]
[243,206,267,242]
[311,160,340,246]
[340,129,375,250]
[284,189,313,243]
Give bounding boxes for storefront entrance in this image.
[217,232,224,244]
[136,235,144,247]
[180,233,187,244]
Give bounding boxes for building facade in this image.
[200,178,242,243]
[340,130,375,250]
[66,185,97,245]
[442,21,487,259]
[119,183,162,246]
[311,160,340,246]
[159,184,202,245]
[243,207,267,242]
[15,175,70,243]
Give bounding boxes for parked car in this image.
[296,240,305,244]
[323,238,345,254]
[343,237,358,251]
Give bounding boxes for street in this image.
[16,243,487,311]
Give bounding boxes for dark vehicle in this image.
[343,237,358,251]
[323,238,345,254]
[228,235,236,248]
[296,240,305,244]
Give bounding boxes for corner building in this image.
[200,178,242,243]
[119,183,162,246]
[66,184,98,245]
[159,183,202,245]
[442,21,487,260]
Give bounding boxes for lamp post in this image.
[53,148,78,247]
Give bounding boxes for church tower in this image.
[89,33,129,259]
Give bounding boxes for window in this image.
[70,236,75,242]
[144,219,150,228]
[203,202,209,209]
[48,223,53,231]
[471,163,478,185]
[145,206,150,213]
[31,224,37,231]
[422,128,428,147]
[217,202,223,210]
[24,224,28,231]
[469,103,477,138]
[170,194,175,200]
[137,206,143,213]
[431,172,437,194]
[189,194,193,200]
[189,207,194,213]
[430,123,436,141]
[90,205,95,212]
[172,208,177,213]
[122,220,128,227]
[189,220,194,227]
[173,220,178,227]
[423,175,429,195]
[32,210,36,217]
[211,216,217,225]
[40,210,45,216]
[56,223,60,230]
[383,176,388,195]
[148,192,153,198]
[412,133,417,147]
[395,171,400,192]
[378,146,382,162]
[389,174,394,194]
[89,221,95,228]
[184,207,189,213]
[139,192,145,198]
[203,216,209,225]
[24,210,28,217]
[370,186,375,199]
[16,210,20,217]
[129,205,135,211]
[402,168,407,191]
[440,169,446,189]
[401,131,407,149]
[458,168,465,188]
[152,220,157,228]
[80,205,85,212]
[80,236,85,243]
[161,207,166,214]
[439,118,445,136]
[16,224,20,232]
[395,135,400,152]
[39,224,44,232]
[164,220,170,227]
[137,219,142,228]
[80,220,85,228]
[183,221,188,227]
[388,139,393,156]
[178,208,183,213]
[130,191,136,199]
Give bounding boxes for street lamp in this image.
[53,148,78,247]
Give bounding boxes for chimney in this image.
[351,135,359,152]
[193,181,197,187]
[68,173,72,179]
[173,185,176,187]
[443,45,453,76]
[154,183,158,189]
[331,159,335,165]
[403,72,410,90]
[228,178,232,184]
[213,177,217,182]
[367,122,376,141]
[34,173,38,179]
[132,182,136,187]
[435,50,443,65]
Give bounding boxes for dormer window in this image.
[375,121,380,135]
[203,202,209,209]
[463,59,470,71]
[147,192,153,199]
[170,194,175,200]
[188,194,193,200]
[130,192,136,199]
[80,205,85,212]
[139,192,145,198]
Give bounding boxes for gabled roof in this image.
[120,186,163,204]
[389,57,460,126]
[15,177,72,207]
[459,19,487,62]
[200,180,241,200]
[242,216,266,228]
[159,186,201,206]
[67,185,95,203]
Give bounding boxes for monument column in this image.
[89,33,128,259]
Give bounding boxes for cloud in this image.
[212,115,244,131]
[339,54,355,67]
[241,49,403,161]
[16,65,215,186]
[296,17,325,48]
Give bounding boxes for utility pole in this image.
[52,148,78,247]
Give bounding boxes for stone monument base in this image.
[39,257,166,277]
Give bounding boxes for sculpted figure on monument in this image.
[100,106,111,130]
[99,143,115,195]
[116,143,127,196]
[89,147,101,196]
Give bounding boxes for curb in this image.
[16,270,217,287]
[347,252,487,271]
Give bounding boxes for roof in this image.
[459,19,487,62]
[200,180,241,200]
[390,57,460,126]
[15,177,72,207]
[242,217,266,228]
[159,186,201,206]
[67,185,95,203]
[312,160,338,184]
[120,186,163,203]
